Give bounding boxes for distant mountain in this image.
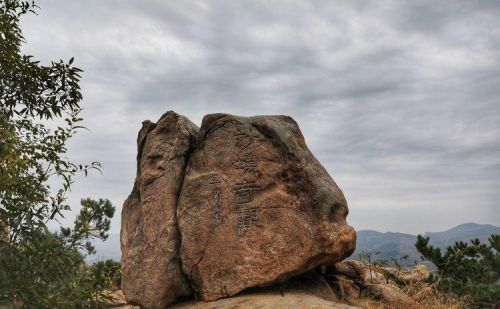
[352,223,500,266]
[425,223,500,248]
[86,223,500,264]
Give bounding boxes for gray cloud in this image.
[22,0,500,234]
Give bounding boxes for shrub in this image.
[90,259,122,291]
[416,234,500,307]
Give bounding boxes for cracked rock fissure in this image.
[121,112,356,308]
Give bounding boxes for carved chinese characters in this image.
[233,180,260,233]
[234,155,258,174]
[233,152,262,234]
[232,155,262,235]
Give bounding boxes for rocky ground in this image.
[108,260,467,308]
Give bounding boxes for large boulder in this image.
[177,114,356,301]
[120,111,198,308]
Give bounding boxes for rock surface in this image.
[383,264,431,284]
[328,260,368,285]
[105,289,128,307]
[169,290,361,309]
[282,272,338,302]
[360,283,414,306]
[177,114,356,300]
[121,111,198,308]
[329,275,360,303]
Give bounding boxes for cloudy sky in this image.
[21,1,500,234]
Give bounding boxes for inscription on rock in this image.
[211,190,223,228]
[234,132,253,149]
[234,156,258,174]
[236,207,259,233]
[232,154,262,235]
[232,181,261,204]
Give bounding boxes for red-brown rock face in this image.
[120,111,198,309]
[177,114,356,301]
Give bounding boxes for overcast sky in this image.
[21,0,500,234]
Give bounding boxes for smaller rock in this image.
[107,290,128,306]
[383,265,431,284]
[326,260,429,308]
[411,264,431,282]
[328,260,366,285]
[328,275,360,303]
[361,284,417,308]
[328,260,386,285]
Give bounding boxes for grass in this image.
[351,281,471,309]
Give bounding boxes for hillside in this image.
[425,222,500,248]
[352,223,500,266]
[353,230,421,264]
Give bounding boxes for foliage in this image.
[60,198,115,255]
[358,250,387,283]
[1,230,101,308]
[0,198,115,308]
[1,0,101,243]
[416,234,500,307]
[391,254,409,271]
[0,1,116,307]
[90,259,122,291]
[352,280,471,309]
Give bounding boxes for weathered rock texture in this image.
[282,272,338,303]
[177,114,356,300]
[120,111,198,308]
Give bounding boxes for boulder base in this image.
[169,290,361,309]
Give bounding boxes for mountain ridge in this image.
[352,222,500,265]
